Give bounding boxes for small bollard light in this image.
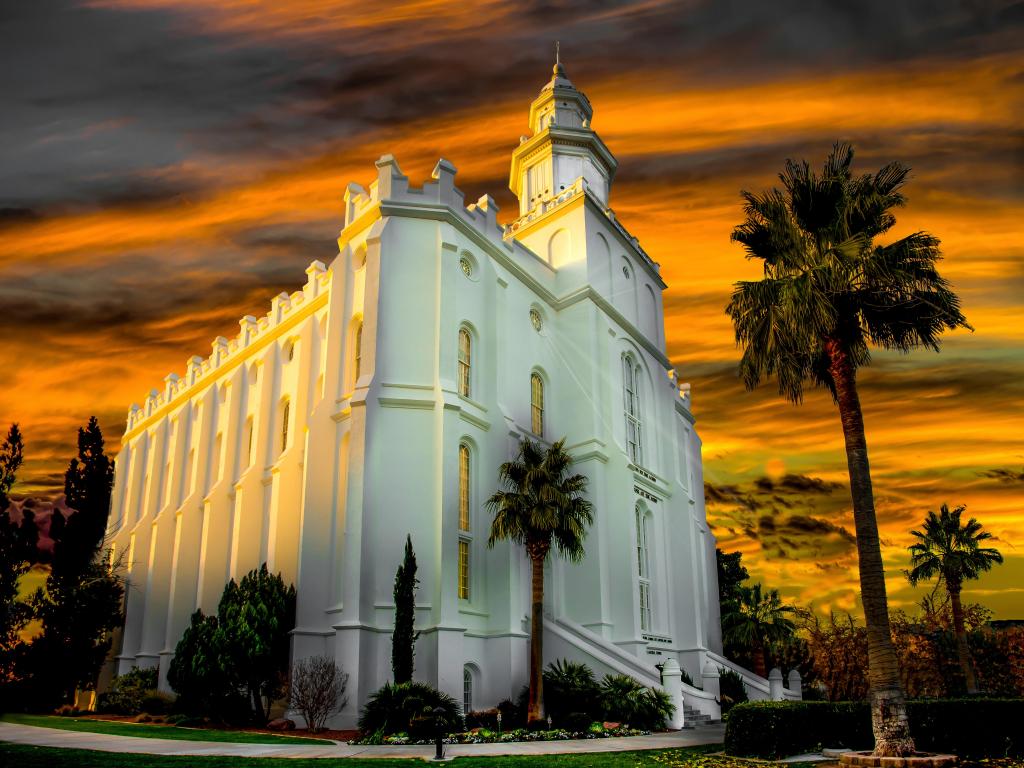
[433,706,445,761]
[496,711,502,737]
[546,715,552,730]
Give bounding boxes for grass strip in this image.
[1,714,330,745]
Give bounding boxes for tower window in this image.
[353,321,363,383]
[280,400,290,454]
[530,373,544,437]
[458,443,471,532]
[636,506,652,632]
[245,416,254,468]
[458,539,470,600]
[623,355,643,465]
[458,328,471,398]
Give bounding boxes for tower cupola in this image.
[510,48,618,216]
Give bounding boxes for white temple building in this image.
[106,57,795,728]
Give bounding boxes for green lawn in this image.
[0,743,723,767]
[1,714,330,745]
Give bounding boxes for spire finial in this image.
[553,40,566,76]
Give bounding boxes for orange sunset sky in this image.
[1,1,1022,618]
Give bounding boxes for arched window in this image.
[623,355,643,465]
[280,399,290,454]
[458,328,471,398]
[530,373,544,437]
[353,321,363,383]
[458,443,471,532]
[463,666,474,714]
[635,505,652,632]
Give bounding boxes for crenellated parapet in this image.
[126,259,331,432]
[343,154,542,267]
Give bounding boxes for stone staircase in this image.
[681,703,720,729]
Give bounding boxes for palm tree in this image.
[725,143,970,756]
[486,437,594,724]
[722,583,795,678]
[906,503,1003,694]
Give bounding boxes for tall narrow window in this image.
[458,443,471,600]
[458,539,470,600]
[458,444,471,532]
[245,416,254,468]
[636,506,652,632]
[210,432,222,490]
[458,328,471,397]
[624,356,643,465]
[353,321,363,383]
[280,400,290,454]
[184,448,195,499]
[463,667,473,713]
[530,373,544,437]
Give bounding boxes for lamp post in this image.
[433,706,445,761]
[496,711,502,738]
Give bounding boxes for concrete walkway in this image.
[0,720,724,759]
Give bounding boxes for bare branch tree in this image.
[289,655,348,732]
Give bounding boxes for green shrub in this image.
[718,668,748,715]
[598,673,675,730]
[357,682,462,736]
[543,660,601,725]
[563,711,593,732]
[680,667,696,688]
[140,692,174,716]
[724,698,1024,759]
[496,697,523,729]
[97,667,159,715]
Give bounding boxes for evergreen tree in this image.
[214,564,296,722]
[55,416,114,576]
[0,424,37,703]
[168,609,242,718]
[24,418,122,709]
[391,535,418,684]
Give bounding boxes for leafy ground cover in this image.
[0,714,330,745]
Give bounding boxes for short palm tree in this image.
[722,583,794,678]
[725,142,970,756]
[906,503,1003,694]
[486,437,594,724]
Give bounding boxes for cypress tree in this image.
[391,535,418,684]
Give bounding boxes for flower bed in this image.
[353,721,650,745]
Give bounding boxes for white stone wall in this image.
[107,77,729,727]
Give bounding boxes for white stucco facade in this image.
[106,61,772,728]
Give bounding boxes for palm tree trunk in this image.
[826,339,914,757]
[528,551,545,724]
[752,637,767,679]
[948,583,978,694]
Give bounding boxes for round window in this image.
[460,257,473,277]
[529,309,543,332]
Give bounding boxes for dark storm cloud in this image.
[706,473,858,560]
[2,0,1019,216]
[980,467,1024,483]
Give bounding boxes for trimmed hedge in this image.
[725,699,1024,759]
